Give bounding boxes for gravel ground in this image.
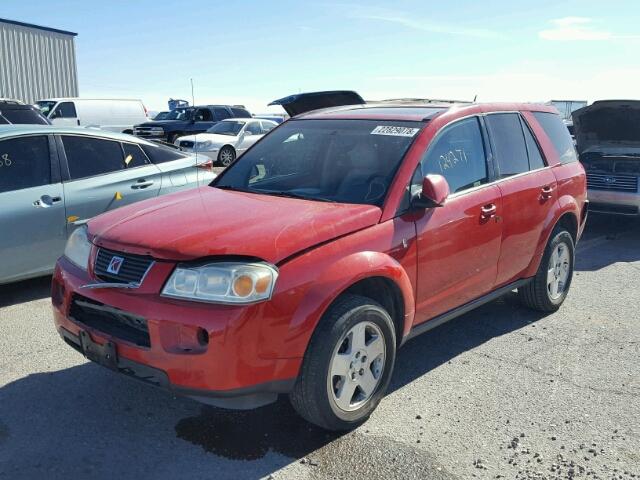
[0,214,638,480]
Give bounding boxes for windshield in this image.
[207,121,246,136]
[36,101,57,117]
[0,108,50,125]
[154,111,171,120]
[164,108,193,120]
[213,119,423,206]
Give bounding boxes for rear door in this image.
[58,135,163,231]
[411,116,504,322]
[0,135,66,282]
[485,112,557,285]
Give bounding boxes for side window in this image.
[418,117,488,194]
[0,136,51,193]
[194,108,213,122]
[52,102,77,119]
[485,113,529,178]
[140,143,187,164]
[533,112,578,164]
[214,108,232,121]
[231,108,250,117]
[521,118,546,170]
[62,136,126,179]
[261,121,276,133]
[121,143,150,168]
[246,121,262,135]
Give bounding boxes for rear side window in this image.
[214,108,232,121]
[522,119,546,170]
[121,143,150,168]
[231,108,251,118]
[0,136,51,193]
[0,107,50,125]
[533,112,578,164]
[486,113,529,178]
[62,136,127,179]
[419,117,488,193]
[141,143,187,164]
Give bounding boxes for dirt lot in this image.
[0,215,638,480]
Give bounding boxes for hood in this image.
[269,90,365,117]
[572,100,640,154]
[88,187,382,264]
[135,120,188,128]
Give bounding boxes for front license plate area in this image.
[78,330,118,370]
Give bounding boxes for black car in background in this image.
[0,100,50,125]
[133,105,251,144]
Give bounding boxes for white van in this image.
[36,98,149,134]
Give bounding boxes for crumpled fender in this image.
[259,250,415,360]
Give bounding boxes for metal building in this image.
[0,18,78,104]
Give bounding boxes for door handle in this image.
[131,180,154,189]
[33,195,62,208]
[541,185,554,199]
[480,203,497,218]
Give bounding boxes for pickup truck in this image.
[133,105,251,144]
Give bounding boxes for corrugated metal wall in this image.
[0,21,78,104]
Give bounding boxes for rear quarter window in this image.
[231,108,251,118]
[141,143,188,164]
[533,112,578,164]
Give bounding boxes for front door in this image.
[58,135,163,232]
[411,116,503,323]
[0,135,66,282]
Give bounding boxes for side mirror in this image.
[412,174,450,208]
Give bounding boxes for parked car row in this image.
[49,90,588,430]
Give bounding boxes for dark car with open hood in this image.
[573,100,640,216]
[52,90,587,430]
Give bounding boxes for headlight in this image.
[196,140,213,150]
[64,226,92,270]
[162,262,278,304]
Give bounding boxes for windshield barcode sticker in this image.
[371,126,420,137]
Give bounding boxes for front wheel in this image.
[289,294,396,430]
[518,227,575,312]
[218,146,236,167]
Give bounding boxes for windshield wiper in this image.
[258,190,337,203]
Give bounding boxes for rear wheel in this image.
[218,146,236,167]
[290,294,396,430]
[518,227,574,312]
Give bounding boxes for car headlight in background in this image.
[196,140,213,150]
[162,262,278,304]
[64,226,92,270]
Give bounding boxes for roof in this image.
[298,102,558,121]
[0,18,77,37]
[0,125,154,144]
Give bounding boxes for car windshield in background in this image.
[0,108,50,125]
[207,121,246,135]
[154,111,170,120]
[213,119,423,206]
[165,108,192,120]
[36,101,57,116]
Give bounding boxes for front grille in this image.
[69,295,151,347]
[94,248,154,285]
[179,140,194,148]
[586,173,639,192]
[133,127,163,137]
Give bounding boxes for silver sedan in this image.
[0,125,215,284]
[175,118,278,166]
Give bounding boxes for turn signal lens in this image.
[232,274,254,297]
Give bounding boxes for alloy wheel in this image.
[547,242,570,300]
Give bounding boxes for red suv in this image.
[52,92,587,430]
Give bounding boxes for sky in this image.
[1,0,638,112]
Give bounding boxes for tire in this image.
[168,133,180,144]
[289,294,397,430]
[218,146,236,167]
[518,227,575,312]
